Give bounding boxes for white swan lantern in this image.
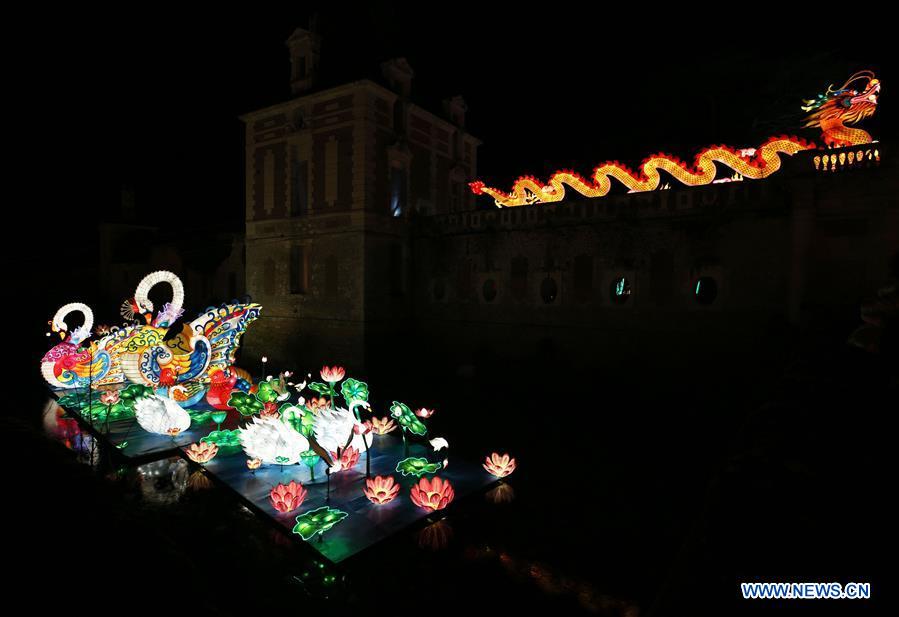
[239,416,310,465]
[40,303,111,389]
[134,394,192,436]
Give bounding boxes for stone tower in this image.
[241,28,481,372]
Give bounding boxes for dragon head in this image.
[802,71,880,146]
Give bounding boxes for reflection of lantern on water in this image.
[137,458,189,505]
[188,469,213,491]
[485,482,515,504]
[417,519,453,551]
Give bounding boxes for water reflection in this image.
[485,481,515,504]
[137,458,188,505]
[188,469,214,492]
[417,518,453,551]
[42,399,101,466]
[465,545,639,615]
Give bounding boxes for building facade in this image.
[242,28,480,369]
[243,29,897,378]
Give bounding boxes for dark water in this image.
[9,330,891,616]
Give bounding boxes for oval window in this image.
[609,276,631,304]
[694,277,718,304]
[482,279,497,302]
[540,277,558,304]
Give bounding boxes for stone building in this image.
[242,28,897,379]
[412,150,896,382]
[241,27,480,369]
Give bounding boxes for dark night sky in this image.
[14,6,892,239]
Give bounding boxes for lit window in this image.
[610,276,631,304]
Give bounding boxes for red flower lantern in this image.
[410,476,455,512]
[329,445,360,471]
[363,475,400,505]
[483,452,516,478]
[260,401,280,419]
[269,481,308,513]
[320,365,346,383]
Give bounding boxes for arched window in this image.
[609,276,631,304]
[694,277,718,305]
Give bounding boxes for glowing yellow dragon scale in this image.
[470,71,879,208]
[469,137,814,208]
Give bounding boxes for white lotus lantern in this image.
[134,395,191,436]
[239,416,309,465]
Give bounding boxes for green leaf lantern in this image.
[228,391,264,416]
[255,379,283,403]
[395,456,443,477]
[340,378,369,404]
[307,382,331,396]
[280,404,315,437]
[292,506,348,541]
[389,401,427,436]
[201,429,242,449]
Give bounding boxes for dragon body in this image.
[471,71,879,208]
[470,137,813,208]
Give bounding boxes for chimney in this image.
[287,26,321,95]
[443,95,467,128]
[381,58,414,98]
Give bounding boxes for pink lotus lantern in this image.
[330,445,360,471]
[99,390,120,405]
[185,441,218,464]
[415,407,435,419]
[260,401,280,419]
[371,416,396,435]
[483,452,516,478]
[410,476,455,512]
[320,365,346,383]
[363,475,400,505]
[269,481,308,513]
